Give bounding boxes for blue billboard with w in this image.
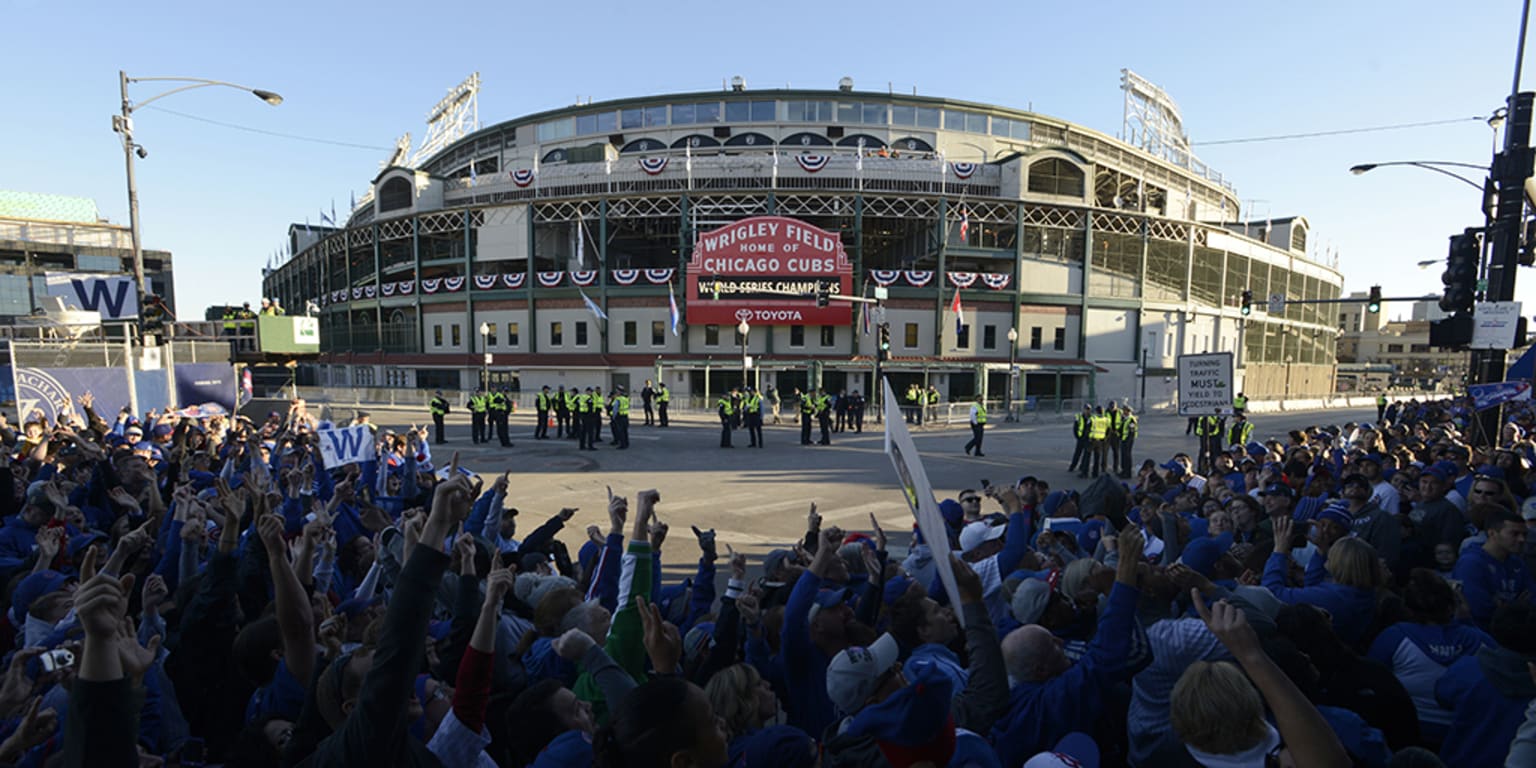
[12,364,234,424]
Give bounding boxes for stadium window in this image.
[378,177,413,212]
[623,321,637,346]
[1031,327,1043,350]
[576,321,589,346]
[485,323,498,347]
[725,102,750,122]
[550,321,563,346]
[672,103,696,125]
[1027,158,1086,197]
[837,102,860,123]
[643,105,667,127]
[596,111,617,133]
[983,325,997,350]
[891,105,916,126]
[695,102,721,123]
[451,324,461,347]
[957,325,971,348]
[915,107,941,128]
[508,322,519,346]
[904,323,919,348]
[433,325,443,346]
[705,324,720,346]
[621,108,643,129]
[862,103,888,125]
[651,321,664,345]
[820,325,835,346]
[1386,344,1403,353]
[77,254,122,272]
[944,110,967,131]
[536,118,574,142]
[750,101,775,121]
[1053,328,1066,351]
[576,114,599,135]
[789,325,805,347]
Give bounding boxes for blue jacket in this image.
[1367,621,1492,740]
[1436,645,1536,766]
[1261,552,1377,646]
[989,582,1139,768]
[780,570,836,737]
[0,515,40,573]
[1452,545,1536,629]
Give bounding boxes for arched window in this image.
[890,137,934,152]
[1027,158,1086,197]
[723,132,774,148]
[378,177,413,212]
[1291,224,1308,253]
[780,132,832,147]
[619,138,667,154]
[837,134,886,149]
[670,135,721,149]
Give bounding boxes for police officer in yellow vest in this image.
[576,387,596,451]
[535,386,552,440]
[1118,406,1139,478]
[469,388,488,444]
[561,387,577,439]
[592,386,606,445]
[612,386,631,449]
[743,386,764,448]
[798,388,816,445]
[1084,405,1111,478]
[906,384,922,425]
[1233,392,1249,416]
[1195,413,1223,473]
[815,388,833,445]
[925,385,941,425]
[657,383,671,427]
[1069,404,1092,474]
[1228,412,1254,448]
[1106,401,1123,477]
[429,390,450,445]
[964,394,987,457]
[1376,393,1388,423]
[487,388,511,447]
[718,389,737,448]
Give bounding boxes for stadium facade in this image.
[263,81,1341,408]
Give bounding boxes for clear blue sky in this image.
[2,0,1529,319]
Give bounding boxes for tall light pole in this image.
[1005,327,1018,421]
[1349,161,1489,191]
[114,71,282,338]
[478,321,491,388]
[737,319,750,386]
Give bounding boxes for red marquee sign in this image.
[685,216,854,326]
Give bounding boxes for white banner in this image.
[1472,301,1523,350]
[882,378,964,625]
[44,272,139,319]
[1177,352,1234,416]
[317,425,373,468]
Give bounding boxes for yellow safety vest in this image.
[657,388,670,403]
[718,397,734,415]
[1120,414,1138,439]
[469,395,487,413]
[1089,414,1110,440]
[430,397,448,416]
[974,404,987,424]
[616,396,630,416]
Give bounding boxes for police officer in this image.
[657,383,671,427]
[1233,391,1249,416]
[1105,401,1123,476]
[1118,405,1139,478]
[612,386,631,449]
[1086,405,1110,478]
[535,385,552,440]
[906,384,922,425]
[488,387,511,447]
[743,386,764,448]
[718,388,736,448]
[834,390,849,432]
[925,385,941,424]
[1069,404,1091,474]
[469,387,488,444]
[592,386,606,444]
[798,387,815,445]
[429,390,450,444]
[641,379,656,427]
[577,387,595,451]
[557,385,572,439]
[963,393,987,457]
[1195,412,1223,473]
[817,388,833,446]
[1376,392,1388,423]
[1228,412,1254,447]
[849,390,865,433]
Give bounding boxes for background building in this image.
[263,80,1343,408]
[1337,298,1467,390]
[0,190,175,319]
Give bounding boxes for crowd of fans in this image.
[0,392,1534,766]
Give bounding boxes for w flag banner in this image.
[950,288,966,334]
[1470,381,1532,411]
[45,273,139,319]
[579,288,608,321]
[668,281,682,336]
[318,425,373,468]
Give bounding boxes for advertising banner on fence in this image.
[1470,381,1532,411]
[686,216,853,326]
[15,367,130,424]
[174,363,237,412]
[44,272,139,320]
[1177,352,1235,416]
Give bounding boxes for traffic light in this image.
[815,284,830,308]
[878,322,891,361]
[1240,289,1253,316]
[1439,228,1481,314]
[1366,285,1382,314]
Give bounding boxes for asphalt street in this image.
[352,403,1380,566]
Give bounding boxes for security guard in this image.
[429,390,451,445]
[925,385,941,425]
[612,386,631,449]
[657,383,671,427]
[1228,412,1254,448]
[487,387,511,447]
[561,386,576,439]
[535,385,552,440]
[798,387,815,445]
[592,386,606,445]
[1233,391,1249,416]
[1118,406,1139,478]
[1195,413,1223,473]
[906,384,923,425]
[743,386,764,448]
[1085,405,1111,478]
[718,388,736,448]
[1069,404,1092,474]
[963,394,987,457]
[1105,401,1123,476]
[469,388,488,444]
[576,387,596,451]
[1376,392,1388,423]
[222,306,238,337]
[817,388,834,446]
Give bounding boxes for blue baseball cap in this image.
[1178,534,1233,578]
[1259,483,1293,498]
[1315,501,1354,530]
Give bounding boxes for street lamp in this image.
[114,71,282,338]
[1005,327,1018,421]
[478,322,491,387]
[1348,161,1487,191]
[737,319,750,385]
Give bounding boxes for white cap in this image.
[959,520,1006,554]
[825,633,899,714]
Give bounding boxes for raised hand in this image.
[691,525,717,562]
[608,488,628,535]
[1191,591,1262,661]
[648,520,669,550]
[726,544,747,581]
[807,502,822,532]
[141,573,169,616]
[736,592,762,627]
[0,698,58,762]
[636,596,683,674]
[33,527,63,567]
[558,507,578,522]
[1274,516,1294,554]
[453,533,478,576]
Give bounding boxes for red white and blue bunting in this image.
[420,278,443,294]
[570,270,598,287]
[364,285,377,298]
[444,276,465,292]
[903,270,934,288]
[611,269,640,286]
[869,270,900,287]
[950,162,978,180]
[473,275,499,290]
[537,271,565,288]
[947,272,978,289]
[644,268,675,284]
[512,169,535,187]
[795,155,830,173]
[502,273,526,289]
[398,281,414,295]
[381,282,397,297]
[638,157,669,175]
[979,273,1012,290]
[352,287,364,300]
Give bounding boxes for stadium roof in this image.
[0,190,102,224]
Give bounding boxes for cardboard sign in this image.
[882,377,964,625]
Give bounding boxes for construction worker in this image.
[657,383,671,427]
[576,387,595,451]
[1085,405,1111,478]
[429,390,450,444]
[1069,404,1092,474]
[798,387,815,445]
[718,388,736,448]
[963,394,987,457]
[1376,392,1388,423]
[743,386,764,448]
[817,388,834,446]
[535,385,552,440]
[1118,406,1139,478]
[488,387,511,447]
[469,388,488,444]
[612,386,631,449]
[1195,413,1223,473]
[1228,412,1254,447]
[1232,391,1249,416]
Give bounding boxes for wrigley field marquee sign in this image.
[685,216,854,325]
